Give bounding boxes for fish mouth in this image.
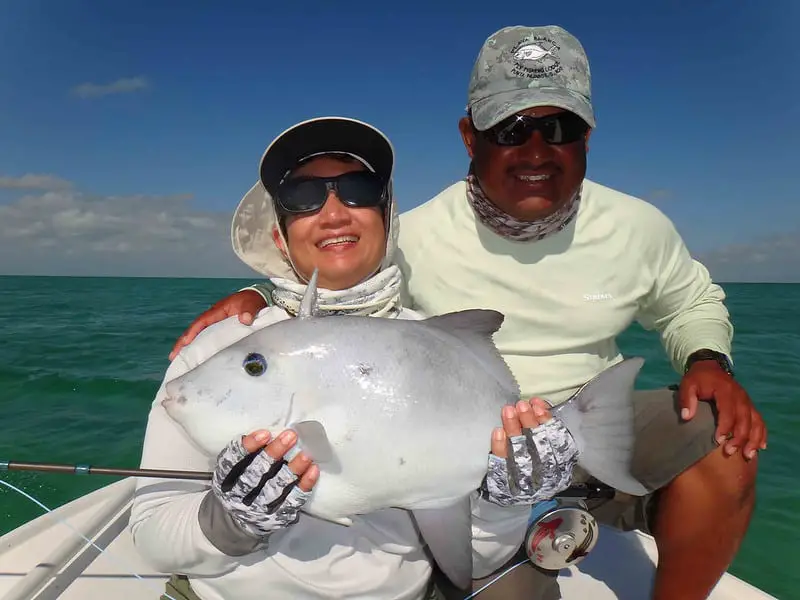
[317,234,359,249]
[161,394,186,417]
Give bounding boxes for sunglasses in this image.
[275,170,388,215]
[479,112,589,146]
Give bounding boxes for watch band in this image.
[685,349,734,377]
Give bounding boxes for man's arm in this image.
[240,281,276,306]
[633,209,765,455]
[634,214,733,374]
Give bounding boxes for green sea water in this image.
[0,275,797,599]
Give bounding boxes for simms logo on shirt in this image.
[583,292,614,302]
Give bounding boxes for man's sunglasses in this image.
[479,112,589,147]
[275,171,388,215]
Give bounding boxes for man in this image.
[171,25,766,600]
[396,25,765,600]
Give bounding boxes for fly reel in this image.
[524,497,599,571]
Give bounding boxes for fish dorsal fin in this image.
[298,268,319,319]
[424,310,520,398]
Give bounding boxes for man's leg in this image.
[589,387,757,600]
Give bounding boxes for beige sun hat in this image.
[230,116,399,283]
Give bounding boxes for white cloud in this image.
[69,76,150,99]
[698,231,800,282]
[0,180,256,278]
[0,174,74,191]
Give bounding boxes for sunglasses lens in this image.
[335,171,385,207]
[545,113,587,144]
[277,179,328,213]
[492,120,531,146]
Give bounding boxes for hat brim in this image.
[470,87,596,131]
[230,182,296,280]
[259,117,395,196]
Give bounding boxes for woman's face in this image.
[276,156,387,290]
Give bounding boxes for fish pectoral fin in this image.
[411,497,473,591]
[291,419,334,464]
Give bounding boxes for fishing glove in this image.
[198,436,312,556]
[481,417,579,507]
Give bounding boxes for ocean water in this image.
[0,276,797,599]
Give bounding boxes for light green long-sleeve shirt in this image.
[396,179,733,405]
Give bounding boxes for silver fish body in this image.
[163,271,647,589]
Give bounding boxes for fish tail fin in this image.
[552,357,649,496]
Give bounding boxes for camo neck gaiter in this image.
[466,173,581,242]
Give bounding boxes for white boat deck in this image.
[0,478,777,599]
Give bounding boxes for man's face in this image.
[459,106,591,220]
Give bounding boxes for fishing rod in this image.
[1,459,616,499]
[0,460,212,481]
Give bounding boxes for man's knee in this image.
[669,443,758,512]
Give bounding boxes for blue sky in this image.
[1,1,798,280]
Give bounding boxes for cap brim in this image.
[259,117,395,196]
[470,87,596,131]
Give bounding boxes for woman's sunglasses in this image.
[275,171,388,215]
[479,112,589,147]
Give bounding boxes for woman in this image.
[130,117,577,600]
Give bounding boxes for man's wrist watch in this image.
[684,349,734,377]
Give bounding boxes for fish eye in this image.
[243,353,267,377]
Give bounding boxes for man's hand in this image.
[169,290,268,360]
[679,361,767,460]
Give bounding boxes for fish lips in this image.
[162,380,188,415]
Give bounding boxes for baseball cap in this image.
[467,25,595,131]
[258,117,394,197]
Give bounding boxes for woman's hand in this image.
[481,398,578,507]
[208,429,319,541]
